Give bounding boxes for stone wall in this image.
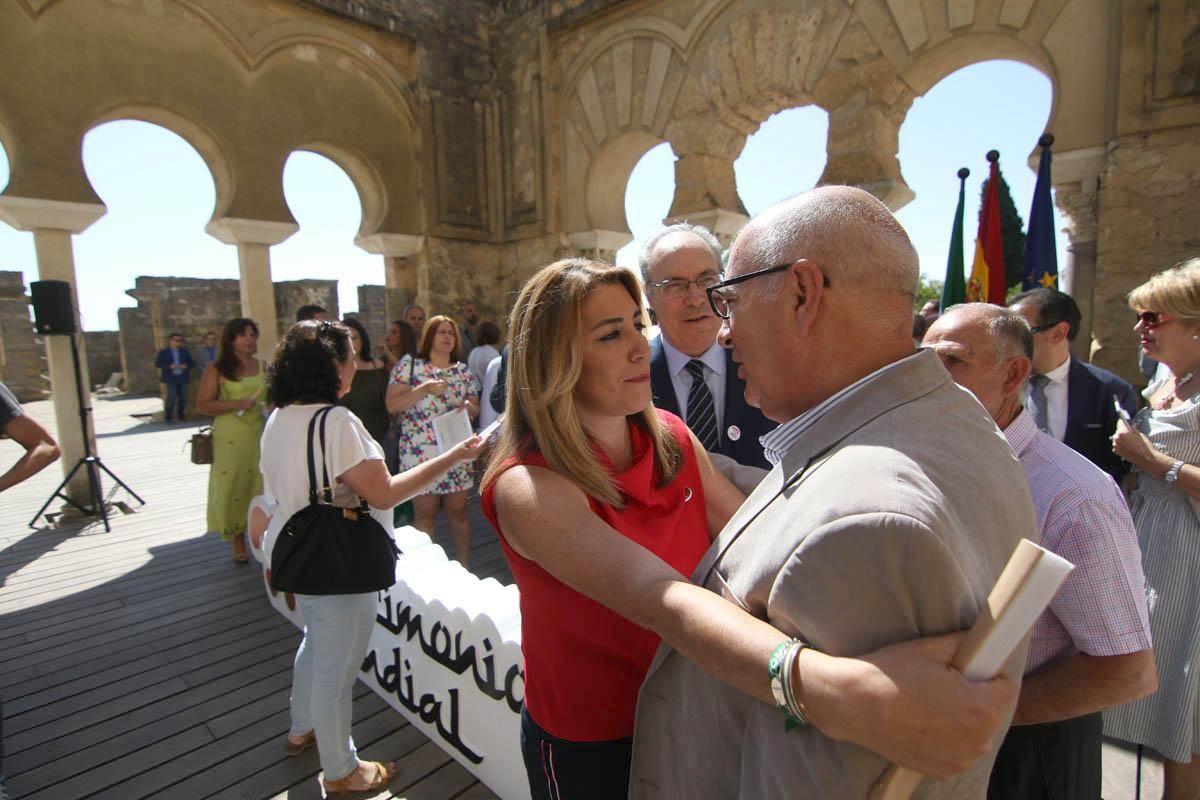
[1092,123,1200,381]
[0,271,46,402]
[84,331,123,393]
[348,285,388,356]
[119,276,340,400]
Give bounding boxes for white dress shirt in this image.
[1026,354,1071,441]
[659,335,726,432]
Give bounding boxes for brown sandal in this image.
[322,760,396,796]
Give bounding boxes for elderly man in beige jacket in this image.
[630,187,1039,799]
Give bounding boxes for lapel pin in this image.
[726,424,741,442]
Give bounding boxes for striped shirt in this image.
[761,356,911,465]
[1004,409,1152,672]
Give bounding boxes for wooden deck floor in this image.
[0,394,506,799]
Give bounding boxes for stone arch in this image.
[89,105,237,225]
[2,0,420,232]
[585,131,666,233]
[292,142,389,241]
[559,29,692,234]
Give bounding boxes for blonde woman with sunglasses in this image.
[1107,258,1200,799]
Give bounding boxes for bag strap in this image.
[307,405,369,511]
[315,406,334,504]
[305,406,336,505]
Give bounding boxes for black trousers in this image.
[988,712,1102,799]
[520,707,632,800]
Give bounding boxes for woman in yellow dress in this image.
[196,318,265,562]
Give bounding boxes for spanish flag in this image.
[966,150,1007,305]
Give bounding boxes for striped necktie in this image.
[685,359,720,452]
[1029,374,1051,433]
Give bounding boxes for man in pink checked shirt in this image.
[924,303,1157,800]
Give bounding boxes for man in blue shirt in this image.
[154,333,196,422]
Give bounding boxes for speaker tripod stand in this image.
[30,331,144,532]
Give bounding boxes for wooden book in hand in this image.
[868,538,1074,800]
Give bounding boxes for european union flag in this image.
[1022,134,1057,290]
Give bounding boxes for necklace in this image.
[1159,370,1197,409]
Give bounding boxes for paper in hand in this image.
[432,407,474,454]
[478,415,503,443]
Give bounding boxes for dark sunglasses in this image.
[1135,310,1175,328]
[706,263,830,320]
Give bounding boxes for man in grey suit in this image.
[630,187,1039,798]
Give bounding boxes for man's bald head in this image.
[730,185,919,297]
[923,303,1033,427]
[718,185,922,421]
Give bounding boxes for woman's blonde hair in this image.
[482,258,680,508]
[1128,258,1200,320]
[418,315,461,362]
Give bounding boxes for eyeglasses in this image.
[1136,310,1176,328]
[1029,321,1060,334]
[648,273,723,300]
[706,263,830,320]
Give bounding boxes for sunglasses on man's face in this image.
[1135,310,1176,328]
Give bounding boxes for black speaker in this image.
[30,280,77,335]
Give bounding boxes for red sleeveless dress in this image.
[480,410,709,740]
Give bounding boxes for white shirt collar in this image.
[1042,354,1071,384]
[660,335,725,379]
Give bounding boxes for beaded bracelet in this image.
[768,639,812,731]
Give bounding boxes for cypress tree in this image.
[979,167,1027,290]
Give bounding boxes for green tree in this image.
[979,169,1027,289]
[915,276,944,310]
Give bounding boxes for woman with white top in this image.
[255,320,481,796]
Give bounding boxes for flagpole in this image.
[940,167,970,312]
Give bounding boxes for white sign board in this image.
[254,510,528,800]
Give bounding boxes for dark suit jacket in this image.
[1064,356,1138,482]
[154,347,196,384]
[649,336,776,470]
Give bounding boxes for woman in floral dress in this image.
[386,315,480,565]
[196,317,265,563]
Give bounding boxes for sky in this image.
[0,59,1064,332]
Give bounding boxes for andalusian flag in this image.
[941,168,969,311]
[1023,134,1058,290]
[967,150,1007,305]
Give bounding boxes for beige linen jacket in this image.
[630,349,1039,799]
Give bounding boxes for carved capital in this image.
[0,196,106,234]
[205,217,298,247]
[666,208,749,249]
[568,229,633,263]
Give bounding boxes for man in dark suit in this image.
[640,223,775,469]
[153,332,196,422]
[1009,288,1138,481]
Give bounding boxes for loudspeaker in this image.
[30,280,77,335]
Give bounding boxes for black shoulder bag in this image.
[270,406,399,595]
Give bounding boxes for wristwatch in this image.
[1165,460,1186,484]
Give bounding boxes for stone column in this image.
[666,155,747,225]
[817,93,915,212]
[567,229,633,264]
[356,233,424,323]
[206,218,298,359]
[0,196,106,503]
[1050,147,1105,362]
